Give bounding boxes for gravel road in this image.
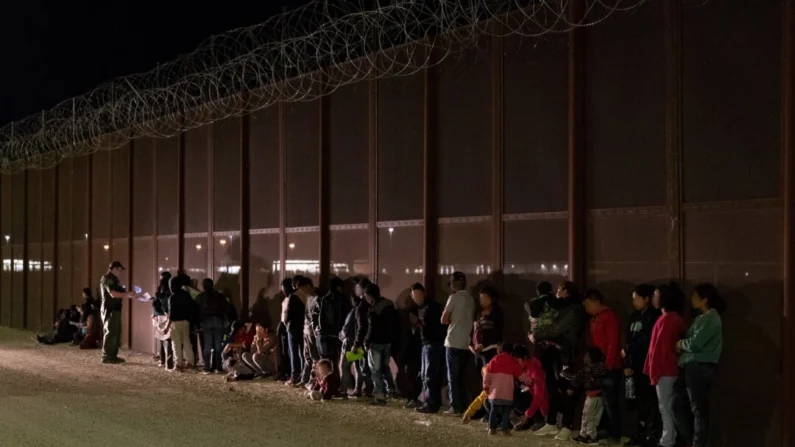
[0,327,562,447]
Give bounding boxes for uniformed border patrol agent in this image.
[100,261,136,364]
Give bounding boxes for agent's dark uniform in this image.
[100,261,126,363]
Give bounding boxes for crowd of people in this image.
[36,260,726,447]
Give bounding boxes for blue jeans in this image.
[368,343,391,400]
[601,370,623,439]
[421,343,444,410]
[489,402,512,431]
[355,356,373,395]
[446,347,471,413]
[201,316,225,372]
[287,332,304,382]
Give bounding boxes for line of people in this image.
[41,259,724,447]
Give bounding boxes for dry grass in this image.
[0,327,563,447]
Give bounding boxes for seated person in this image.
[222,321,256,382]
[73,302,101,350]
[306,359,339,401]
[35,309,76,345]
[241,324,279,378]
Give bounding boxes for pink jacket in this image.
[521,357,548,418]
[483,352,528,405]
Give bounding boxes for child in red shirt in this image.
[307,359,340,401]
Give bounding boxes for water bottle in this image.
[625,375,636,400]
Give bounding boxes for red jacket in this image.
[520,357,548,418]
[589,307,622,371]
[643,311,686,385]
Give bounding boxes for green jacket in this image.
[678,309,722,365]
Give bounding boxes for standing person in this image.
[671,284,725,447]
[363,283,396,406]
[197,278,227,374]
[276,277,294,381]
[568,347,608,445]
[152,274,172,363]
[525,281,557,334]
[284,276,306,386]
[531,281,585,441]
[645,283,686,447]
[299,277,320,388]
[410,283,445,413]
[623,284,662,447]
[314,276,350,388]
[582,289,622,445]
[168,274,197,371]
[470,286,504,370]
[99,261,136,364]
[152,300,173,368]
[402,306,423,408]
[351,277,374,397]
[441,271,476,415]
[482,344,526,436]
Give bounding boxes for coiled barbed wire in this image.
[0,0,654,173]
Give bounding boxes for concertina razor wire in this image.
[0,0,655,173]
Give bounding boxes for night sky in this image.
[0,0,309,126]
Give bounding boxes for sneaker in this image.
[487,429,497,436]
[443,407,462,416]
[369,399,387,406]
[404,399,420,409]
[533,424,560,437]
[202,371,213,375]
[295,381,307,389]
[102,358,125,364]
[285,380,296,387]
[416,405,439,414]
[624,436,644,447]
[501,429,512,436]
[387,391,400,400]
[574,435,599,445]
[554,427,572,441]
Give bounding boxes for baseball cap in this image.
[109,261,126,270]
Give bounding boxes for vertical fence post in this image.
[279,103,287,282]
[665,0,684,283]
[568,0,586,287]
[87,154,94,292]
[423,42,439,296]
[319,94,331,290]
[52,165,60,329]
[369,74,379,283]
[22,171,29,329]
[781,0,795,444]
[177,131,186,274]
[491,25,504,290]
[127,141,135,349]
[240,109,251,312]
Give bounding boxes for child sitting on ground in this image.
[306,359,339,401]
[567,347,607,445]
[223,321,257,382]
[482,343,531,436]
[241,324,279,378]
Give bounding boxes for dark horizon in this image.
[0,0,310,126]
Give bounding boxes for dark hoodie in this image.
[624,307,661,372]
[168,275,197,322]
[284,293,305,335]
[198,286,227,320]
[314,289,351,338]
[365,297,395,346]
[416,298,444,345]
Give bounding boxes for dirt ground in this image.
[0,327,564,447]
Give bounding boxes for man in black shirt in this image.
[409,283,445,413]
[313,276,351,388]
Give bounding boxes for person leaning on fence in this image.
[100,261,136,364]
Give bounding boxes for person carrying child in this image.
[568,347,608,445]
[306,359,341,401]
